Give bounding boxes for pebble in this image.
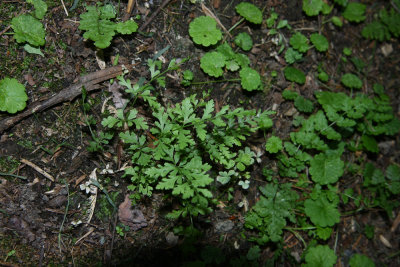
[215,220,234,233]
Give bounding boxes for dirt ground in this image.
[0,0,399,266]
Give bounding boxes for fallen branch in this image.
[0,64,134,133]
[138,0,171,32]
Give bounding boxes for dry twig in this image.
[0,65,134,133]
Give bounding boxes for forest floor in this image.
[0,0,400,266]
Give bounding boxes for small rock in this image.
[284,106,298,117]
[165,232,179,246]
[215,220,234,233]
[380,43,393,57]
[48,195,67,208]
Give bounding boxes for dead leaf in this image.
[118,194,147,231]
[108,82,128,109]
[24,73,35,86]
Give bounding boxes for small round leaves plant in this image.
[341,73,362,89]
[302,0,324,17]
[200,52,226,78]
[11,14,46,47]
[265,136,283,153]
[309,153,344,185]
[303,245,337,267]
[349,254,375,267]
[343,2,366,23]
[234,32,253,51]
[240,67,262,91]
[310,33,329,52]
[189,16,222,47]
[290,32,309,53]
[0,78,28,114]
[235,2,263,25]
[284,66,306,85]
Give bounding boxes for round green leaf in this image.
[349,254,375,267]
[285,47,303,64]
[234,32,253,51]
[265,136,282,153]
[309,153,344,185]
[183,70,194,81]
[304,197,340,227]
[318,71,329,82]
[294,95,314,113]
[0,78,28,113]
[343,2,366,23]
[235,2,262,24]
[115,20,138,34]
[290,32,309,53]
[11,15,45,46]
[341,73,362,89]
[284,66,306,84]
[304,245,337,267]
[331,16,343,27]
[310,33,329,52]
[240,67,261,91]
[189,16,222,47]
[302,0,324,16]
[200,52,226,77]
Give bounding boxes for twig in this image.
[138,0,171,31]
[0,65,134,133]
[74,227,95,245]
[20,158,55,181]
[58,182,70,254]
[60,0,69,16]
[391,212,400,232]
[0,25,11,36]
[201,3,231,38]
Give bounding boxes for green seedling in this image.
[310,33,329,52]
[303,245,337,267]
[290,32,309,53]
[349,254,375,267]
[234,32,253,51]
[245,183,299,243]
[284,66,306,85]
[187,3,264,91]
[341,73,362,89]
[189,16,222,47]
[265,136,282,153]
[285,47,303,64]
[343,2,366,23]
[79,3,138,49]
[362,7,400,41]
[0,78,28,113]
[235,2,263,25]
[302,0,332,17]
[10,0,47,57]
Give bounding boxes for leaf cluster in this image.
[98,64,273,218]
[11,0,47,47]
[0,78,28,114]
[245,183,299,243]
[79,4,138,49]
[362,7,400,41]
[188,4,263,91]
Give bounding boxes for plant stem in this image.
[228,18,244,33]
[0,172,27,180]
[191,78,240,85]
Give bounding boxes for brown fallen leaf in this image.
[118,194,147,231]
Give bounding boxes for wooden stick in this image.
[20,158,55,182]
[0,65,133,133]
[138,0,171,32]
